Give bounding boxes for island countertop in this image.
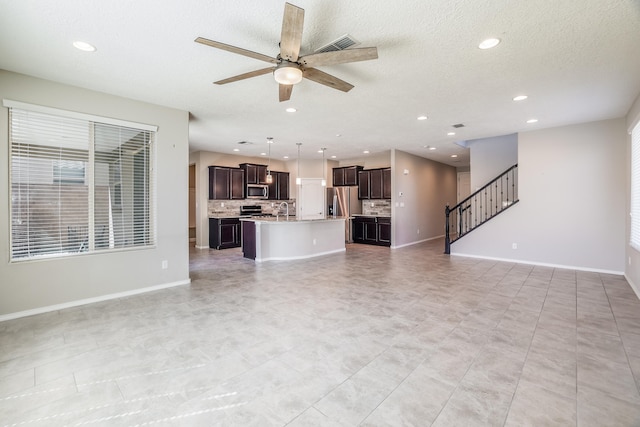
[241,217,346,262]
[240,217,340,224]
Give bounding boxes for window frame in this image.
[631,120,640,252]
[5,99,158,262]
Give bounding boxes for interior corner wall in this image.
[0,70,190,318]
[468,133,518,190]
[452,118,626,273]
[625,93,640,294]
[391,150,457,247]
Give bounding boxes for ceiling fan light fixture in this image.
[274,64,303,85]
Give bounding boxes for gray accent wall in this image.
[468,133,518,191]
[626,93,640,295]
[0,70,190,318]
[391,150,457,248]
[452,118,626,273]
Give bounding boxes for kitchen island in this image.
[241,217,346,262]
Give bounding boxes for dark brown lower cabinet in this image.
[377,217,391,245]
[352,216,391,246]
[242,220,256,259]
[209,217,241,249]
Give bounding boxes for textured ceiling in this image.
[1,0,639,166]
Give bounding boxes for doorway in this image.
[189,164,196,243]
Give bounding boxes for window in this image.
[632,120,640,251]
[7,101,156,261]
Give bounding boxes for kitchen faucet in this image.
[276,201,289,220]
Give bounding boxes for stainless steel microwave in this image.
[246,184,269,199]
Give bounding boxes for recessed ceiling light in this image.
[478,38,500,49]
[336,134,341,137]
[331,155,337,159]
[233,148,240,152]
[527,118,538,123]
[283,156,289,159]
[363,150,370,154]
[451,154,458,158]
[317,149,323,153]
[73,41,96,52]
[260,152,266,156]
[286,107,297,113]
[447,132,456,136]
[513,95,528,101]
[417,115,428,121]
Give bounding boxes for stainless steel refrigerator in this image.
[327,187,361,242]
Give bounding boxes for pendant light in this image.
[321,148,327,187]
[266,137,273,184]
[296,142,302,185]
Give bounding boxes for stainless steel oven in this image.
[246,184,269,199]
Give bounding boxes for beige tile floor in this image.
[1,239,640,426]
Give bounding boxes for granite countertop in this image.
[209,214,247,219]
[240,217,343,223]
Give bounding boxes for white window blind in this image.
[631,121,640,251]
[9,106,156,261]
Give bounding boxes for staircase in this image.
[445,164,519,254]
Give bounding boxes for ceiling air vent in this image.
[314,34,360,53]
[452,123,465,128]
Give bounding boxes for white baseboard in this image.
[451,252,624,275]
[392,234,445,250]
[0,279,191,322]
[195,245,209,249]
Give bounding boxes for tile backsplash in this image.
[362,199,391,216]
[208,199,296,216]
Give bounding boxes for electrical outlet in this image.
[162,260,168,269]
[417,229,420,235]
[512,243,517,250]
[313,238,317,245]
[221,202,224,207]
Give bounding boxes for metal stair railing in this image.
[445,164,519,254]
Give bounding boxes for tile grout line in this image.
[499,264,552,427]
[600,272,640,397]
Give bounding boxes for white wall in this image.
[391,150,457,247]
[0,70,190,318]
[452,118,626,273]
[468,133,518,190]
[625,93,640,295]
[340,151,391,170]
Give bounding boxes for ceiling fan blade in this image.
[280,3,305,62]
[214,67,275,85]
[195,37,277,64]
[279,84,293,102]
[299,47,378,68]
[303,68,354,92]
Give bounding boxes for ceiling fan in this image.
[195,2,378,102]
